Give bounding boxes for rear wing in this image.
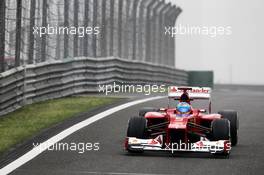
[168,86,211,100]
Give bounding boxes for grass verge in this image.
[0,96,119,155]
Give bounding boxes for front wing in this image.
[125,135,231,154]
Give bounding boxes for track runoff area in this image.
[1,85,264,175]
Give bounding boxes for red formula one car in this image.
[125,86,239,157]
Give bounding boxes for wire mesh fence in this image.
[0,0,181,73]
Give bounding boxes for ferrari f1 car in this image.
[125,86,239,157]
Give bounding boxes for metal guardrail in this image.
[0,57,187,116]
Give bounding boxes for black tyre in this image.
[218,110,238,146]
[127,117,147,139]
[139,107,159,117]
[211,119,230,141]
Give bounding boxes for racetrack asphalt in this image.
[8,85,264,174]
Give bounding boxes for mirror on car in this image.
[199,109,207,113]
[159,108,166,112]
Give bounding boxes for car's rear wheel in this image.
[211,118,230,141]
[127,117,147,139]
[218,110,238,146]
[139,107,159,117]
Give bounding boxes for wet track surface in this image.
[10,85,264,174]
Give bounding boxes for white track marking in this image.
[0,96,165,175]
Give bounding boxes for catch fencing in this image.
[0,0,181,72]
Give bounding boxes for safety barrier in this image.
[0,57,188,116]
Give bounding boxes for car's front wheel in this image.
[126,117,147,153]
[127,116,147,139]
[211,119,231,157]
[211,118,230,141]
[218,110,238,146]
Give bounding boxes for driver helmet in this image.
[176,102,191,114]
